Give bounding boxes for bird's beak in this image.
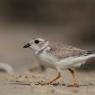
[23,43,31,48]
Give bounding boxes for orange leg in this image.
[68,68,79,87]
[38,72,61,85]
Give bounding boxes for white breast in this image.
[37,51,58,68]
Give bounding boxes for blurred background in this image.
[0,0,95,73]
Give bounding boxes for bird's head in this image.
[23,38,49,52]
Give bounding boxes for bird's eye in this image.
[34,40,40,44]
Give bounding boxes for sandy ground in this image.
[0,70,95,95]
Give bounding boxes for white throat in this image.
[35,42,49,55]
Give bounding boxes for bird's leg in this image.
[68,68,79,87]
[38,71,61,85]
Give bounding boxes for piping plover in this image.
[23,38,95,87]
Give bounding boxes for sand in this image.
[0,70,95,95]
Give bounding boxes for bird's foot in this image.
[37,79,65,86]
[37,80,53,85]
[67,83,79,87]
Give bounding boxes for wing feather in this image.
[48,44,87,59]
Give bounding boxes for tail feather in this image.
[87,50,95,54]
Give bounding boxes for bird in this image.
[23,38,95,87]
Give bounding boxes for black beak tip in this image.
[23,45,27,48]
[23,43,31,48]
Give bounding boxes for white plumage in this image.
[23,38,95,86]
